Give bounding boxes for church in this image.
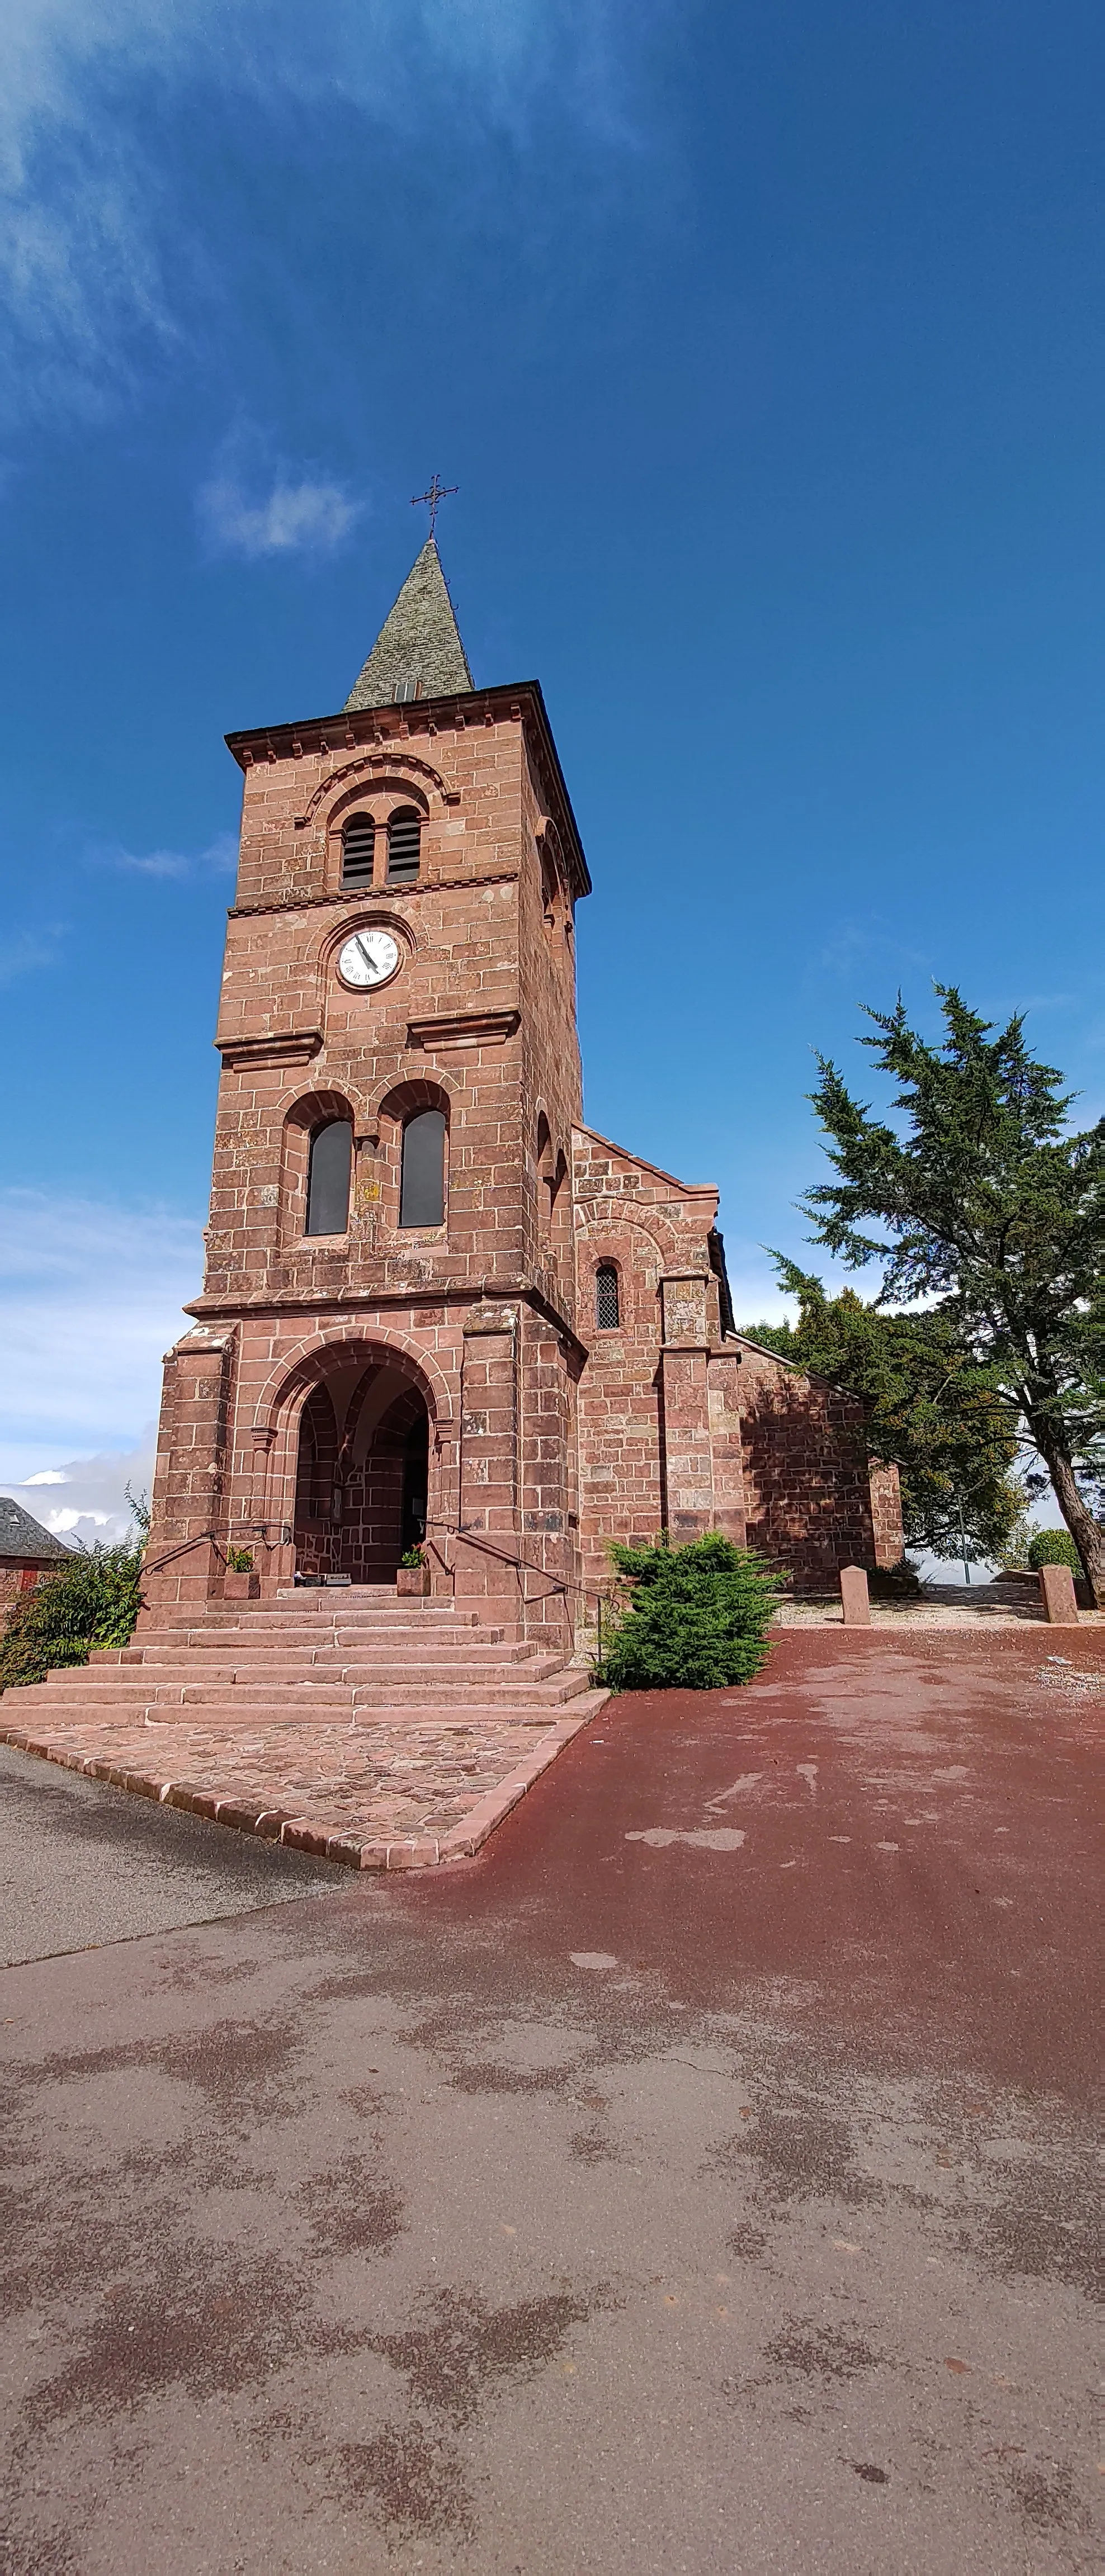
[143,536,901,1644]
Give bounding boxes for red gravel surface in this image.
[415,1628,1103,2104]
[2,1627,1101,2575]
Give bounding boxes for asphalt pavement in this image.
[0,1744,343,1966]
[1,1629,1100,2574]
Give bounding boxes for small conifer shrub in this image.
[1027,1528,1083,1574]
[598,1532,781,1692]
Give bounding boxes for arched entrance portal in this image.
[292,1356,429,1585]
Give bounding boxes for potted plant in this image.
[224,1545,259,1601]
[396,1546,429,1599]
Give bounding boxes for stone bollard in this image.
[1038,1562,1080,1625]
[840,1565,871,1626]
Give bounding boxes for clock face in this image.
[337,929,400,989]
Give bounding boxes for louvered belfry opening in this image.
[387,808,422,885]
[595,1264,620,1330]
[341,812,375,888]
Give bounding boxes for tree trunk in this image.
[1030,1424,1104,1607]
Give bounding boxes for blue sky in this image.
[1,0,1101,1536]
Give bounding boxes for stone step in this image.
[54,1662,560,1699]
[139,1607,479,1628]
[116,1638,538,1679]
[125,1628,520,1659]
[205,1597,476,1617]
[350,1670,593,1710]
[136,1617,498,1647]
[159,1673,580,1712]
[7,1667,594,1721]
[337,1654,564,1685]
[130,1695,610,1730]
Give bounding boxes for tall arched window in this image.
[305,1119,352,1235]
[594,1263,620,1330]
[399,1110,446,1228]
[341,812,375,888]
[388,808,422,886]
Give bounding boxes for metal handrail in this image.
[140,1527,218,1576]
[424,1514,617,1656]
[140,1521,293,1576]
[140,1515,617,1659]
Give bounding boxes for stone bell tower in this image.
[143,529,903,1637]
[142,535,593,1639]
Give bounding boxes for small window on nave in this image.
[388,809,422,886]
[399,1109,446,1228]
[341,813,376,888]
[305,1119,352,1235]
[595,1263,620,1330]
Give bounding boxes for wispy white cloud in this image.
[197,443,361,561]
[93,829,238,880]
[0,925,65,984]
[1,0,649,422]
[810,916,934,986]
[0,1189,202,1472]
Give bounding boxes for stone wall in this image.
[141,655,902,1638]
[0,1561,44,1606]
[571,1125,903,1598]
[733,1339,900,1586]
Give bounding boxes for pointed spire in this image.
[343,537,473,713]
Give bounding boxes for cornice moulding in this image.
[215,1030,323,1067]
[406,1009,520,1053]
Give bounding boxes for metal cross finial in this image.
[411,473,458,538]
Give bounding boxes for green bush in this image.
[0,1537,145,1692]
[599,1532,781,1692]
[868,1557,923,1599]
[1026,1528,1082,1574]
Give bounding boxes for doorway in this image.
[292,1362,430,1584]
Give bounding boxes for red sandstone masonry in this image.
[1,1589,605,1866]
[0,1710,596,1869]
[141,596,902,1643]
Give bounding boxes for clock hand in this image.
[353,936,375,972]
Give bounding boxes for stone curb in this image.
[0,1697,607,1873]
[436,1711,596,1860]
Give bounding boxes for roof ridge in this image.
[572,1123,715,1198]
[0,1494,73,1559]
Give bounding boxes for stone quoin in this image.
[141,536,902,1641]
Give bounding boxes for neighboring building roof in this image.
[0,1497,72,1562]
[343,538,473,713]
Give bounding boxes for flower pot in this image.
[396,1565,430,1598]
[224,1571,260,1600]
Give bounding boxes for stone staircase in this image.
[7,1590,608,1733]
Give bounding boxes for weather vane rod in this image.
[411,473,458,539]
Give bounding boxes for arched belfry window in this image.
[341,812,375,889]
[399,1110,446,1228]
[595,1263,620,1330]
[305,1119,352,1235]
[388,808,422,886]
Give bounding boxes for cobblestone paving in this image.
[0,1712,562,1865]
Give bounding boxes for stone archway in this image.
[291,1354,431,1585]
